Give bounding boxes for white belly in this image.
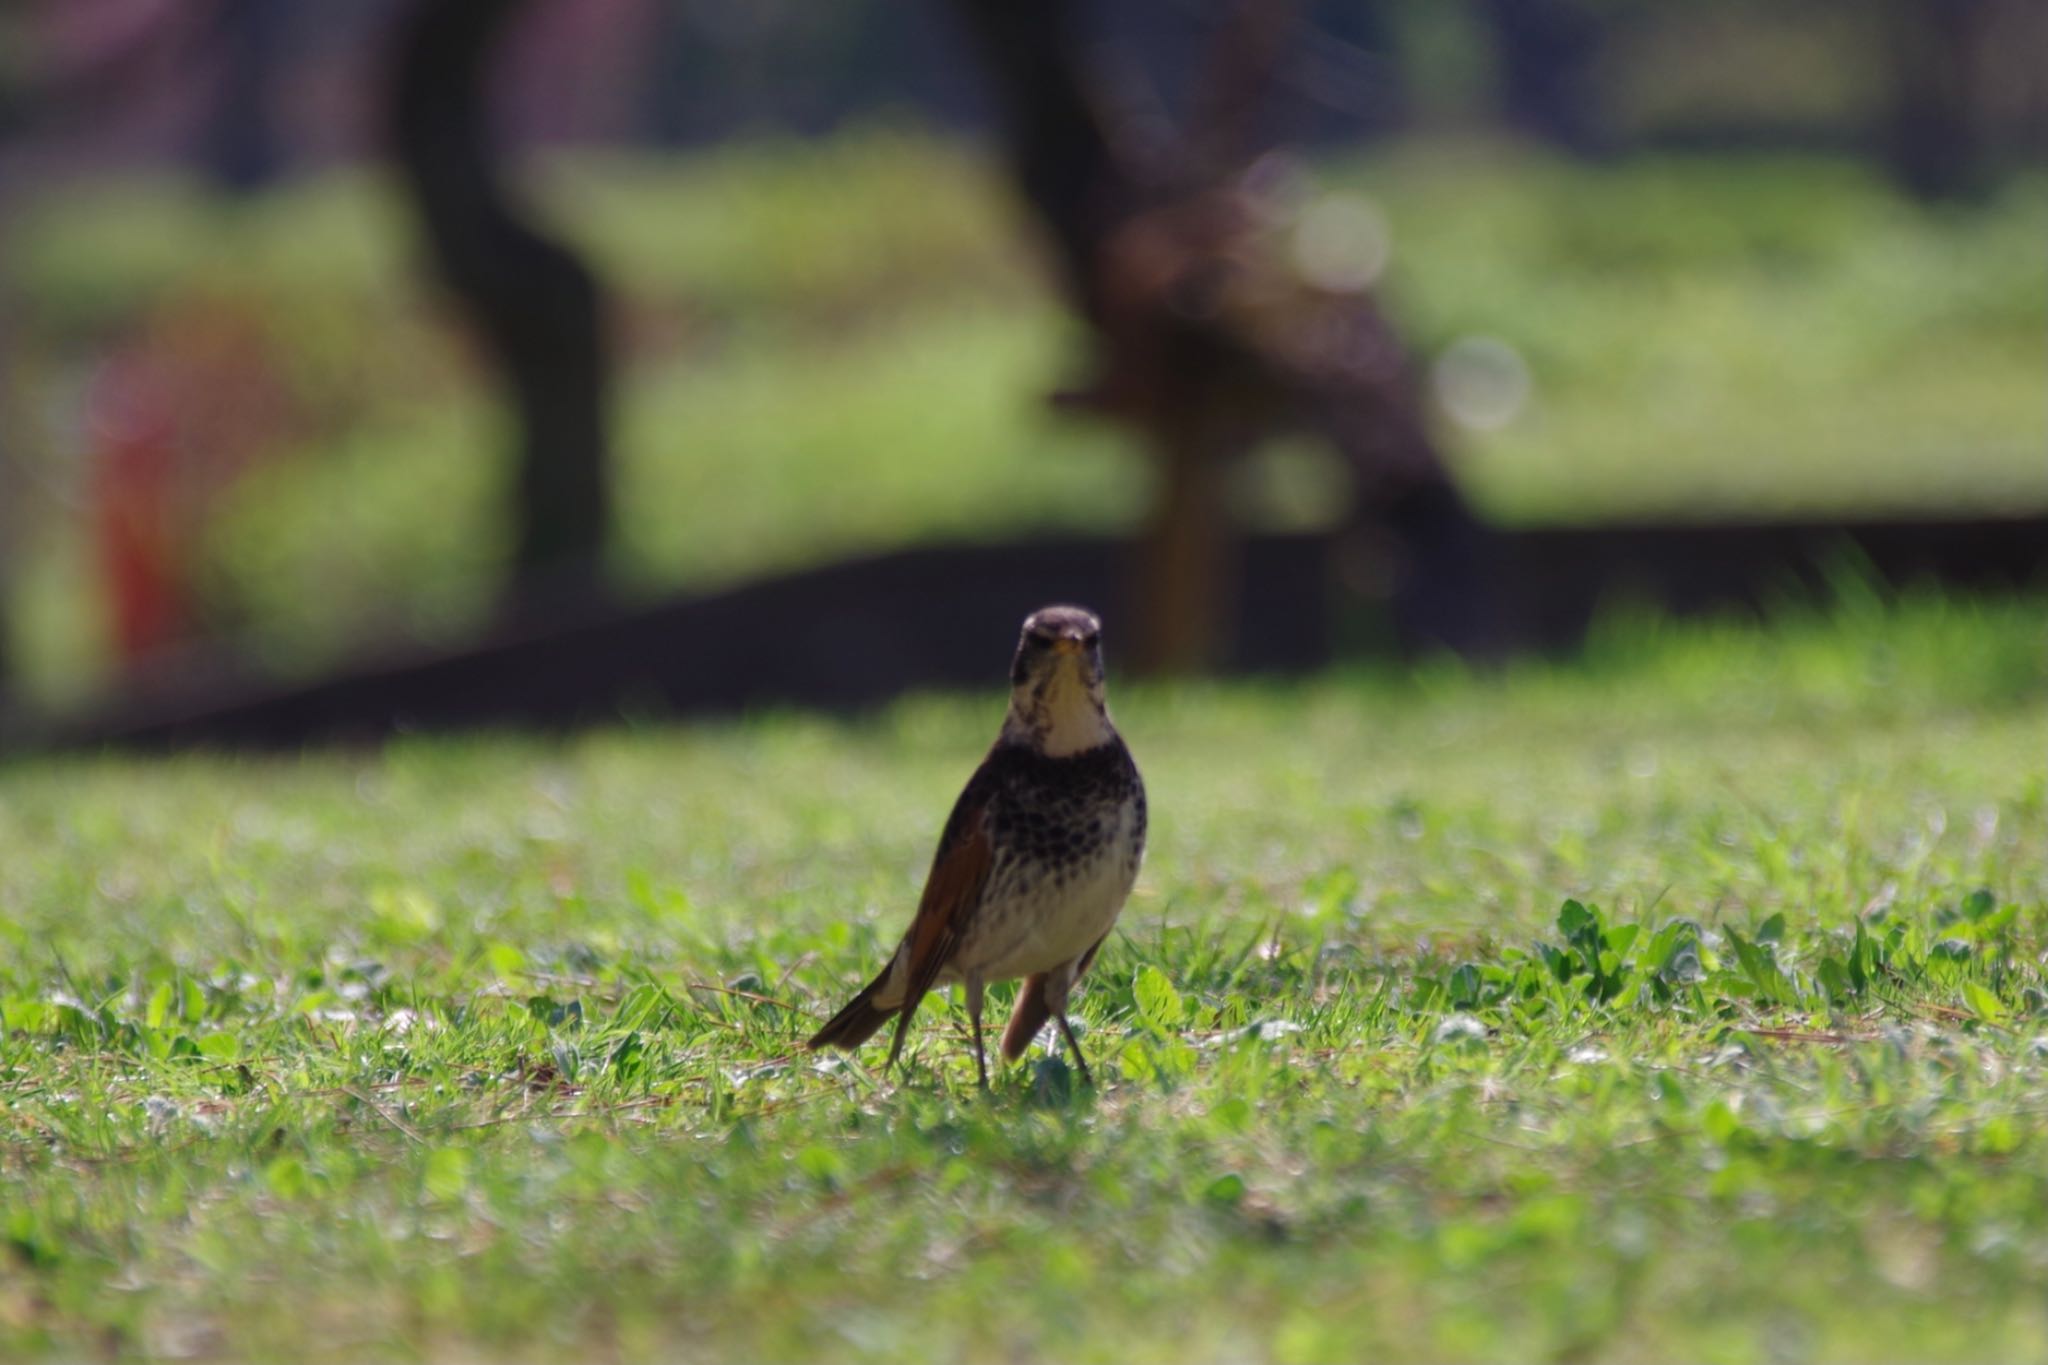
[948,811,1141,983]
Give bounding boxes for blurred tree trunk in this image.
[949,0,1231,673]
[202,0,287,192]
[946,0,1484,674]
[388,0,612,606]
[945,0,1129,325]
[1472,0,1607,157]
[0,192,16,709]
[1883,0,1993,200]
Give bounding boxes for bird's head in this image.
[1003,605,1114,757]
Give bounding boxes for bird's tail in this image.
[807,965,898,1052]
[1000,972,1051,1061]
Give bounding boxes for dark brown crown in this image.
[1012,605,1105,686]
[1021,605,1101,644]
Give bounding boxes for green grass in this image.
[1350,143,2048,522]
[6,594,2048,1359]
[5,128,2043,702]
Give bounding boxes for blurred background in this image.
[0,0,2042,744]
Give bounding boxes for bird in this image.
[807,604,1147,1087]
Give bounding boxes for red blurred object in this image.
[88,346,191,664]
[84,297,302,670]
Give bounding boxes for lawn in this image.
[6,129,2043,700]
[5,593,2048,1360]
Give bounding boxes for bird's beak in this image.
[1052,636,1084,656]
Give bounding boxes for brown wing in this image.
[883,783,997,1070]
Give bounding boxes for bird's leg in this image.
[965,977,988,1089]
[1054,1012,1093,1089]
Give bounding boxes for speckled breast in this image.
[954,740,1147,981]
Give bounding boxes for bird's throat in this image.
[1006,665,1114,758]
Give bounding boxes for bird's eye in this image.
[1082,632,1101,649]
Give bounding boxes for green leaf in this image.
[1948,905,2018,941]
[1448,963,1484,1008]
[1203,1173,1246,1207]
[1724,928,1790,1001]
[264,1156,311,1200]
[1701,1101,1743,1147]
[423,1148,471,1201]
[1848,920,1871,991]
[1965,981,2007,1024]
[1757,913,1786,945]
[1304,866,1360,921]
[1,998,48,1032]
[528,996,585,1029]
[613,984,673,1032]
[1210,1097,1254,1132]
[1979,1115,2023,1155]
[1557,899,1596,940]
[794,1145,843,1188]
[4,1207,61,1268]
[1133,967,1184,1030]
[146,982,174,1031]
[609,1031,645,1078]
[484,942,527,979]
[369,886,442,945]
